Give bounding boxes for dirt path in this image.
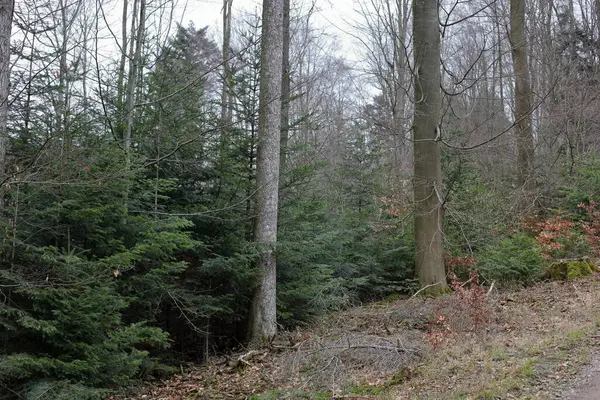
[564,350,600,399]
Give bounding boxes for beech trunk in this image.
[249,0,284,347]
[412,0,447,293]
[510,0,535,200]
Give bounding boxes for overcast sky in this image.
[184,0,358,54]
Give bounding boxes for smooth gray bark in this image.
[510,0,535,197]
[116,0,129,139]
[249,0,284,347]
[280,0,290,171]
[0,0,13,184]
[412,0,447,293]
[221,0,233,124]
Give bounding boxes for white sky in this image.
[185,0,359,55]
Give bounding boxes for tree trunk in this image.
[596,0,600,44]
[248,0,283,347]
[116,0,129,139]
[510,0,535,201]
[279,0,290,171]
[412,0,447,293]
[125,0,146,152]
[0,0,13,190]
[221,0,233,124]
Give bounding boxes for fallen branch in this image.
[230,350,267,369]
[411,282,442,298]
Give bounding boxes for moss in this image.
[544,260,594,280]
[348,385,386,395]
[416,283,452,297]
[249,390,283,399]
[383,293,402,303]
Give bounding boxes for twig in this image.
[572,283,583,299]
[411,282,442,298]
[233,350,266,368]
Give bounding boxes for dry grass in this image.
[391,275,600,399]
[111,275,600,399]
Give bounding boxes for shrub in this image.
[424,271,491,348]
[477,233,543,284]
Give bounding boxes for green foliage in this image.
[0,14,422,399]
[544,260,594,280]
[23,380,109,400]
[0,249,171,394]
[442,150,512,254]
[477,233,543,284]
[559,154,600,212]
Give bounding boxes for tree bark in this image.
[125,0,146,152]
[0,0,13,190]
[221,0,233,125]
[116,0,129,139]
[249,0,283,347]
[412,0,447,293]
[279,0,290,171]
[510,0,535,200]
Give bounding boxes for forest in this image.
[1,0,600,398]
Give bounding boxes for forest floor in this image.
[111,274,600,400]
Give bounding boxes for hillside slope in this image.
[111,274,600,399]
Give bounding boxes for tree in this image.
[510,0,535,206]
[280,0,290,170]
[248,0,284,346]
[221,0,233,125]
[412,0,447,293]
[354,0,413,178]
[0,0,13,188]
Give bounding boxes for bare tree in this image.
[412,0,447,293]
[354,0,413,177]
[510,0,535,203]
[249,0,284,347]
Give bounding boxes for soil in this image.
[563,350,600,400]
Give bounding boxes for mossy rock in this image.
[544,260,594,281]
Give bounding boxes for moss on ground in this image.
[544,260,594,280]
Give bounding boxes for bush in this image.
[0,245,172,398]
[477,233,543,284]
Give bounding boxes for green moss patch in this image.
[544,260,594,280]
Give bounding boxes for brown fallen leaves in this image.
[111,273,600,400]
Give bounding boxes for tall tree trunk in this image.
[280,0,290,171]
[510,0,535,202]
[0,0,13,191]
[596,0,600,42]
[249,0,283,347]
[116,0,129,139]
[216,0,234,199]
[125,0,146,152]
[412,0,447,293]
[391,0,410,175]
[221,0,233,125]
